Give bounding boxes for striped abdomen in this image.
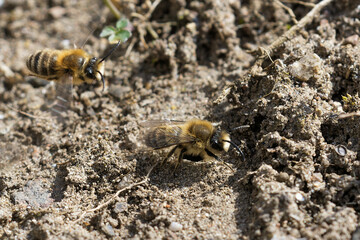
[26,49,60,78]
[145,126,182,149]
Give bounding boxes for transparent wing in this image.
[140,119,186,128]
[45,74,73,121]
[144,125,195,149]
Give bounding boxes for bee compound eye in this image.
[85,68,94,78]
[84,57,99,79]
[210,131,223,151]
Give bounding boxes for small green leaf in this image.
[116,19,128,30]
[101,18,132,44]
[114,30,131,42]
[108,34,117,44]
[100,26,116,37]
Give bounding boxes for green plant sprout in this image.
[100,19,132,44]
[342,93,360,112]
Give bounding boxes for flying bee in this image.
[143,119,245,171]
[26,41,121,91]
[26,41,121,118]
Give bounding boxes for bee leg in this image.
[205,149,234,172]
[173,148,186,174]
[161,146,178,166]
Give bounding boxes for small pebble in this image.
[102,223,115,237]
[48,6,67,19]
[114,202,127,213]
[107,217,118,227]
[61,39,71,49]
[288,53,323,82]
[12,180,53,208]
[277,172,289,182]
[169,222,183,231]
[335,145,347,157]
[295,192,305,202]
[80,91,95,107]
[343,34,359,46]
[108,86,132,100]
[27,77,49,88]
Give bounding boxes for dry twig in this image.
[250,0,334,76]
[217,0,333,103]
[274,0,298,24]
[5,104,49,120]
[72,162,158,224]
[131,0,163,49]
[144,0,162,19]
[103,0,121,19]
[281,0,316,8]
[338,112,360,119]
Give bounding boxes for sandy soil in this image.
[1,0,360,239]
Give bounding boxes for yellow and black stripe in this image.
[26,49,59,78]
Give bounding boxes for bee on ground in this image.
[26,41,120,91]
[143,119,245,170]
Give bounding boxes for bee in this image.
[26,41,121,91]
[144,119,245,170]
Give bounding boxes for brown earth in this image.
[1,0,360,239]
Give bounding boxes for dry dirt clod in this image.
[288,53,323,82]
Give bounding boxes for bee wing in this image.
[144,125,195,149]
[140,119,186,128]
[48,74,73,120]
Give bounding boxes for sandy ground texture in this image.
[1,0,360,239]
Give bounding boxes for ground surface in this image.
[1,0,360,239]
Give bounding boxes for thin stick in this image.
[213,85,233,104]
[131,12,146,21]
[5,104,49,120]
[274,0,298,24]
[281,0,316,8]
[130,0,163,49]
[221,161,235,172]
[338,112,360,119]
[250,0,334,76]
[144,0,162,19]
[72,162,158,224]
[103,0,121,19]
[146,23,159,39]
[125,37,137,58]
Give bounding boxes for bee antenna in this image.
[223,140,245,161]
[97,70,105,92]
[99,40,121,63]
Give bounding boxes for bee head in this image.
[83,41,121,92]
[84,57,105,91]
[210,129,245,161]
[210,129,231,152]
